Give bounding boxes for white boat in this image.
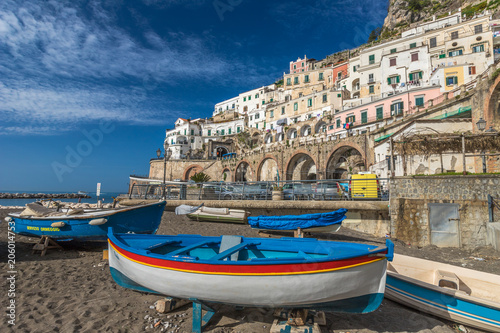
[386,254,500,332]
[177,205,250,224]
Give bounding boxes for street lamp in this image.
[476,118,487,173]
[162,143,172,199]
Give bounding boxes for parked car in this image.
[283,183,313,200]
[313,182,341,200]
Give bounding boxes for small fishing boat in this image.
[247,209,347,233]
[386,254,500,332]
[176,205,250,224]
[5,201,166,242]
[108,229,393,313]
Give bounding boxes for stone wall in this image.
[389,175,500,249]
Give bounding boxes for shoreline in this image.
[0,192,91,200]
[1,208,497,332]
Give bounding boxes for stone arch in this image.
[234,160,254,182]
[483,74,500,131]
[286,127,298,139]
[251,132,261,146]
[275,132,285,142]
[300,124,312,137]
[215,146,229,159]
[315,120,327,134]
[183,164,203,181]
[264,133,273,144]
[324,144,366,179]
[257,155,280,181]
[285,150,317,181]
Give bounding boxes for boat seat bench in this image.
[145,240,182,253]
[434,269,461,290]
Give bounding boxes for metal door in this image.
[428,203,460,247]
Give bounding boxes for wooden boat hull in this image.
[108,232,393,313]
[386,254,500,332]
[186,207,249,224]
[8,201,166,241]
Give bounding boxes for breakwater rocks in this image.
[0,193,91,199]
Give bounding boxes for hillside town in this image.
[152,10,500,184]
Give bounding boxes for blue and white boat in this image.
[5,201,166,241]
[386,254,500,332]
[108,229,393,313]
[247,209,347,233]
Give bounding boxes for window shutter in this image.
[409,73,413,81]
[387,77,391,85]
[418,71,423,79]
[390,104,395,116]
[396,76,400,83]
[361,112,367,124]
[376,107,383,120]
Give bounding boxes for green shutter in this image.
[410,42,416,48]
[229,128,231,134]
[208,130,211,136]
[237,127,240,133]
[419,71,423,79]
[369,54,374,61]
[361,112,367,124]
[409,73,414,81]
[336,119,341,128]
[353,66,356,72]
[387,77,391,85]
[439,53,446,59]
[376,107,383,120]
[256,123,258,129]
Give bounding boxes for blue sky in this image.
[0,0,388,193]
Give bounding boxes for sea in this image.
[0,191,127,207]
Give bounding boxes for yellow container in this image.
[349,173,379,199]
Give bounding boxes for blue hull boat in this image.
[386,254,500,332]
[247,208,347,231]
[6,201,166,241]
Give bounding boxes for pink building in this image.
[331,62,349,83]
[327,86,442,134]
[290,56,315,74]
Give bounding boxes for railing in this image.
[128,178,390,202]
[488,195,500,222]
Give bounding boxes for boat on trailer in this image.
[386,254,500,332]
[247,209,347,233]
[5,201,166,242]
[108,229,393,313]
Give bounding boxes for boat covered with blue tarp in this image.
[247,208,347,231]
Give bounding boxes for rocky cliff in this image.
[382,0,500,32]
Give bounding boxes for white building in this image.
[165,118,204,159]
[213,96,239,116]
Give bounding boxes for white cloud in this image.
[0,0,273,135]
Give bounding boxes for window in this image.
[329,125,334,130]
[361,111,368,124]
[390,48,397,54]
[346,115,355,123]
[270,110,274,118]
[411,53,419,62]
[208,130,211,136]
[469,66,476,75]
[286,78,291,85]
[250,116,253,121]
[451,31,459,40]
[387,75,400,85]
[368,73,374,83]
[338,72,342,79]
[439,53,446,59]
[190,129,194,135]
[301,62,304,67]
[171,139,174,144]
[232,103,235,109]
[336,118,341,128]
[415,97,424,106]
[472,44,484,53]
[337,93,341,98]
[390,58,396,66]
[446,76,458,86]
[390,101,404,116]
[270,98,273,102]
[221,129,225,135]
[294,102,298,111]
[369,85,375,94]
[474,24,483,34]
[319,72,324,80]
[228,128,232,134]
[369,54,375,64]
[307,98,312,107]
[410,42,417,49]
[430,37,437,48]
[237,127,241,133]
[281,106,285,114]
[322,94,327,102]
[448,49,463,57]
[243,106,248,112]
[262,100,265,105]
[271,124,273,129]
[293,64,296,69]
[376,106,383,120]
[184,129,186,135]
[243,97,246,101]
[307,114,312,119]
[408,71,422,81]
[294,77,299,84]
[255,113,260,119]
[248,95,251,100]
[353,65,357,72]
[256,123,258,129]
[304,75,309,83]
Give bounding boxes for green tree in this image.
[367,27,382,43]
[190,172,211,183]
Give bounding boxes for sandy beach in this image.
[2,207,499,333]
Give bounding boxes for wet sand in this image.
[1,208,498,333]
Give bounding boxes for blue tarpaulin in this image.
[247,208,348,230]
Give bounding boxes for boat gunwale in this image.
[108,232,389,267]
[8,201,166,221]
[387,266,500,310]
